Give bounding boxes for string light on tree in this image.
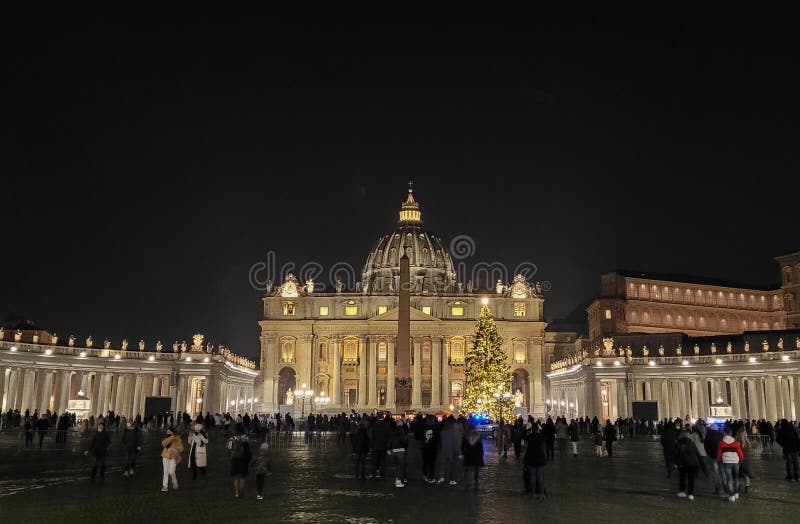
[463,302,514,420]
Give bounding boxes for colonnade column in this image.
[644,380,652,401]
[431,336,441,408]
[131,374,143,418]
[6,369,19,411]
[746,378,758,420]
[114,375,127,415]
[20,369,35,412]
[39,370,54,413]
[729,379,740,420]
[332,337,341,407]
[660,380,670,420]
[780,377,791,420]
[765,376,777,422]
[58,371,72,413]
[774,377,784,420]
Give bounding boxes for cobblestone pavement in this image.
[1,429,799,523]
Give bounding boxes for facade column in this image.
[746,378,758,420]
[152,375,161,397]
[0,367,6,413]
[431,336,441,408]
[690,380,699,418]
[386,336,396,409]
[775,376,786,420]
[440,337,450,408]
[131,374,143,418]
[729,379,740,420]
[792,376,800,421]
[177,375,188,414]
[203,375,214,415]
[332,338,342,407]
[39,370,54,413]
[779,376,791,420]
[358,336,368,408]
[765,376,777,422]
[676,380,686,419]
[367,337,378,407]
[412,338,422,408]
[594,379,604,418]
[644,380,652,401]
[95,373,108,416]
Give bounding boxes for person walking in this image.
[353,422,370,480]
[388,423,409,488]
[227,423,252,498]
[86,422,111,480]
[252,441,272,500]
[122,420,142,477]
[660,421,678,478]
[188,423,209,480]
[675,429,703,500]
[568,419,580,458]
[422,416,439,483]
[369,415,390,479]
[603,420,616,458]
[542,417,556,461]
[735,426,753,492]
[511,418,524,460]
[717,427,744,502]
[496,420,509,458]
[36,415,50,448]
[462,426,484,489]
[161,428,183,492]
[776,418,800,482]
[437,417,461,486]
[703,425,724,495]
[522,422,547,498]
[555,417,568,458]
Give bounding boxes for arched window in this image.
[450,337,465,363]
[281,337,295,363]
[451,382,463,407]
[318,340,329,362]
[343,337,359,362]
[378,340,387,361]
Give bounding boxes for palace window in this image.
[377,305,388,315]
[451,301,464,316]
[378,340,387,361]
[422,339,431,361]
[319,306,329,316]
[451,382,463,407]
[282,302,295,316]
[281,338,295,363]
[450,338,465,363]
[514,342,527,363]
[318,341,328,362]
[422,306,432,316]
[345,300,358,316]
[514,302,526,317]
[604,308,612,320]
[343,338,358,362]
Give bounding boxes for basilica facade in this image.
[259,187,555,417]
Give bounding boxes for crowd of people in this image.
[5,405,800,503]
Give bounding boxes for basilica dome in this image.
[361,186,458,295]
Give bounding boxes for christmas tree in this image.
[463,303,514,420]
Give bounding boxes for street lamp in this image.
[492,389,511,422]
[297,383,314,421]
[314,392,330,410]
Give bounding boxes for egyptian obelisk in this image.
[396,250,412,412]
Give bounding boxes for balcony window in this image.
[514,302,526,317]
[282,302,295,316]
[422,306,432,315]
[319,306,329,316]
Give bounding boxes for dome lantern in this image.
[398,181,422,225]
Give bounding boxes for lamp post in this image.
[314,392,330,411]
[493,390,512,422]
[297,383,313,421]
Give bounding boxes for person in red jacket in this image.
[717,427,744,502]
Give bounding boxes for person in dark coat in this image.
[122,421,142,477]
[462,427,484,488]
[603,420,616,458]
[523,422,547,498]
[227,423,252,498]
[661,421,678,477]
[86,422,112,479]
[421,416,439,483]
[776,418,800,482]
[511,418,524,460]
[353,422,370,480]
[675,429,703,499]
[568,419,580,457]
[36,416,50,448]
[542,418,556,461]
[437,417,461,485]
[388,425,409,487]
[369,415,390,479]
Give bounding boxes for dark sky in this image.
[3,5,798,359]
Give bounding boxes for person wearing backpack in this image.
[227,423,253,498]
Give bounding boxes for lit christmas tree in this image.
[463,303,514,420]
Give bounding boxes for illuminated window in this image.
[319,306,329,316]
[451,382,463,407]
[282,302,295,316]
[514,342,526,363]
[451,301,464,316]
[604,308,612,320]
[345,300,358,316]
[514,302,526,317]
[450,337,465,363]
[378,340,387,361]
[281,338,295,363]
[422,306,432,315]
[422,340,431,361]
[343,338,358,362]
[377,305,388,315]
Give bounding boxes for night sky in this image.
[3,5,798,360]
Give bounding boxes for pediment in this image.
[368,307,437,321]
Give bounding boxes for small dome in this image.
[361,185,457,295]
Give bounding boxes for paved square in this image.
[1,429,799,523]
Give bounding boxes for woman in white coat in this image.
[188,423,208,479]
